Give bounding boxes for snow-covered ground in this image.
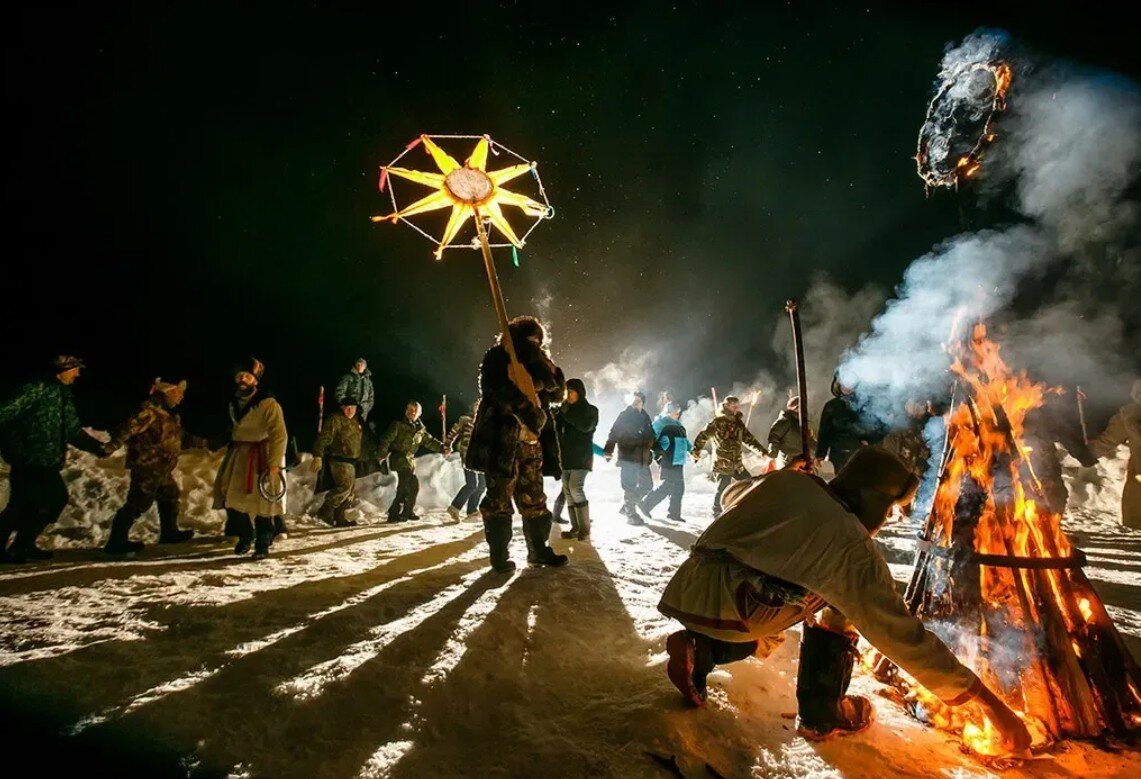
[0,445,1137,777]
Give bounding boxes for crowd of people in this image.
[1,318,1137,752]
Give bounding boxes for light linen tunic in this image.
[658,469,980,704]
[213,396,288,517]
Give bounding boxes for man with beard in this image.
[658,448,1032,755]
[102,378,206,554]
[466,316,567,573]
[212,358,288,559]
[693,395,766,518]
[604,391,656,524]
[377,401,446,522]
[0,355,105,562]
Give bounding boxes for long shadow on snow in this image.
[97,567,514,778]
[0,532,485,746]
[0,524,447,595]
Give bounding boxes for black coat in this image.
[815,396,882,468]
[604,406,656,466]
[465,339,566,479]
[555,399,599,471]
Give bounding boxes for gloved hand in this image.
[311,456,323,473]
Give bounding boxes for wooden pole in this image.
[473,206,539,407]
[317,385,325,434]
[785,300,812,471]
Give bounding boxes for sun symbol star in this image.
[371,135,550,259]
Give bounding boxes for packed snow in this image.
[0,443,1137,777]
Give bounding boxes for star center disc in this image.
[445,168,493,204]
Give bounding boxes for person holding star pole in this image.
[372,134,563,572]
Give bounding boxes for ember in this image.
[881,323,1141,758]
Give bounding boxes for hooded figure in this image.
[1091,380,1141,529]
[815,375,883,469]
[555,377,599,540]
[467,316,567,572]
[102,378,205,554]
[657,448,1031,752]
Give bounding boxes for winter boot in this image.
[552,492,569,525]
[157,502,193,545]
[483,515,516,574]
[446,505,462,523]
[574,501,592,541]
[232,514,254,555]
[665,631,707,707]
[560,503,581,539]
[252,517,275,560]
[103,509,145,555]
[524,515,567,567]
[224,509,244,537]
[625,501,645,526]
[273,515,289,540]
[795,625,874,741]
[400,510,421,521]
[332,504,357,528]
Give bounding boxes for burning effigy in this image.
[875,322,1141,761]
[916,30,1013,191]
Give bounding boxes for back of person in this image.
[656,416,690,468]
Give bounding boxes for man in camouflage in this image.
[102,378,206,554]
[311,396,363,527]
[0,355,106,562]
[693,395,766,517]
[377,401,446,522]
[446,401,484,522]
[336,358,375,421]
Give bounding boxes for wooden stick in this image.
[785,300,812,470]
[473,206,539,407]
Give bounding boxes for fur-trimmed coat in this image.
[465,338,566,479]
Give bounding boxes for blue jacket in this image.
[653,414,692,468]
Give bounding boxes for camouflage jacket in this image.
[447,415,474,457]
[335,370,375,417]
[107,394,205,475]
[881,423,930,475]
[693,411,765,475]
[377,417,443,472]
[0,378,104,467]
[313,410,363,460]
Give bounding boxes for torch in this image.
[317,385,325,435]
[785,300,812,472]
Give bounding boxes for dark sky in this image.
[5,1,1138,445]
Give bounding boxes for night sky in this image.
[5,2,1138,446]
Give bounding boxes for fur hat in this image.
[53,355,85,373]
[151,378,187,397]
[237,357,265,380]
[340,395,359,407]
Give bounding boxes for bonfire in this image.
[878,322,1141,761]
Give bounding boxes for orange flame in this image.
[1078,598,1093,623]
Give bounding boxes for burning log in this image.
[880,324,1141,757]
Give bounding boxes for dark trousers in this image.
[117,470,180,528]
[0,463,69,551]
[713,467,750,516]
[389,468,420,517]
[642,467,685,518]
[619,462,652,510]
[450,467,486,514]
[690,630,758,687]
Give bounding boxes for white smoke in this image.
[839,30,1141,425]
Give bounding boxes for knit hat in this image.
[566,378,587,399]
[723,395,740,406]
[152,378,187,397]
[53,355,85,373]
